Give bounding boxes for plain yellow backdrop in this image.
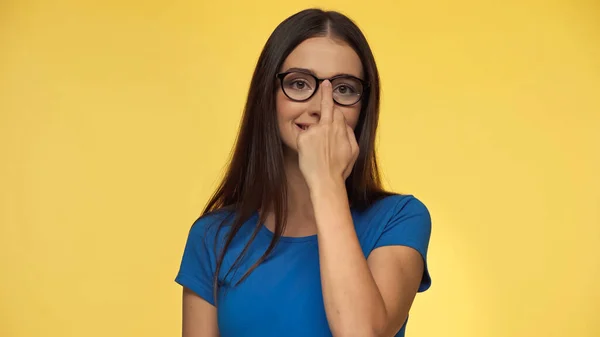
[1,0,599,336]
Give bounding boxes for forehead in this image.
[281,37,363,79]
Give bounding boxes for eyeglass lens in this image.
[281,72,363,105]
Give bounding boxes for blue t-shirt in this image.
[175,194,432,336]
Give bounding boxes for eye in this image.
[293,80,307,90]
[286,79,312,91]
[334,84,358,95]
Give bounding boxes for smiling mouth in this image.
[296,123,309,131]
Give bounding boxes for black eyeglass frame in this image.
[276,71,369,106]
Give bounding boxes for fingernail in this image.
[323,80,330,87]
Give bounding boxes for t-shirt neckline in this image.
[252,211,318,243]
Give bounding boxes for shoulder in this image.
[370,193,432,247]
[187,208,237,247]
[365,194,431,222]
[355,193,432,254]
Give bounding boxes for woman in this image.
[175,8,432,337]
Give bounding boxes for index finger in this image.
[320,80,334,124]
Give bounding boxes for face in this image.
[276,36,364,153]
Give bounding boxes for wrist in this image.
[308,176,347,201]
[308,178,351,232]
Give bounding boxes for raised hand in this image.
[296,80,360,188]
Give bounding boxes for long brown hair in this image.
[199,8,394,304]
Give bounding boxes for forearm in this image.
[310,179,388,337]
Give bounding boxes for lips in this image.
[296,123,310,131]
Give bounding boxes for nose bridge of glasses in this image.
[315,76,334,86]
[311,77,347,104]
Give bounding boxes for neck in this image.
[261,148,317,237]
[282,150,314,217]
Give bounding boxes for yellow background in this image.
[1,0,599,336]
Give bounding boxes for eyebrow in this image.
[283,67,363,80]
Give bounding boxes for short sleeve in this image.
[175,216,219,305]
[373,196,432,292]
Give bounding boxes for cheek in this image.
[275,93,287,124]
[275,91,303,124]
[342,105,361,129]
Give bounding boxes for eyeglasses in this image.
[276,71,368,106]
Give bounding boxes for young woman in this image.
[175,8,432,337]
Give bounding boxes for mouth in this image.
[296,123,310,131]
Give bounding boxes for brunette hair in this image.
[198,8,394,303]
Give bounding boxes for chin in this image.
[281,140,299,156]
[279,130,299,153]
[283,144,298,154]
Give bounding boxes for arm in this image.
[298,81,428,336]
[182,287,219,337]
[176,217,222,337]
[311,181,424,337]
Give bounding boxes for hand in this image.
[296,80,360,188]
